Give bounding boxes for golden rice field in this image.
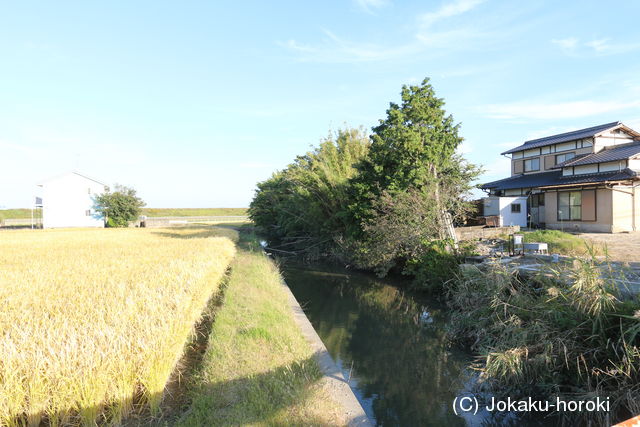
[0,226,236,426]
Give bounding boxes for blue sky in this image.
[2,0,640,208]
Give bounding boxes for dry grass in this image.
[0,226,235,426]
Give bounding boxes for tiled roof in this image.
[481,171,562,190]
[501,121,621,155]
[481,169,638,191]
[556,142,640,168]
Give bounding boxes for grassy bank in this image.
[141,208,247,217]
[178,228,345,426]
[0,208,31,219]
[0,208,247,220]
[523,229,598,256]
[0,227,235,426]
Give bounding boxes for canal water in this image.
[282,260,553,427]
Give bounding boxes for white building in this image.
[38,172,108,229]
[482,195,528,227]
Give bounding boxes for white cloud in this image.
[585,38,609,52]
[281,0,488,63]
[551,37,578,49]
[552,36,640,56]
[353,0,390,14]
[481,100,640,120]
[584,38,640,55]
[419,0,485,29]
[280,30,420,63]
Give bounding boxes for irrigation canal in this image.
[281,260,556,427]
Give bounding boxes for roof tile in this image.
[501,121,620,155]
[481,169,638,191]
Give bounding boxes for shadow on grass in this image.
[177,350,360,427]
[151,225,240,242]
[0,225,37,230]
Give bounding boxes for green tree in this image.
[249,127,370,255]
[94,185,145,228]
[348,78,480,237]
[345,78,481,280]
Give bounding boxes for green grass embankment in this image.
[178,227,345,426]
[523,229,600,256]
[0,209,31,219]
[142,208,247,217]
[0,208,248,220]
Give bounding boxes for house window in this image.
[558,191,581,221]
[524,158,540,172]
[555,152,575,165]
[85,210,92,216]
[511,203,521,213]
[88,188,92,194]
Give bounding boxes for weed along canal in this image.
[281,261,472,426]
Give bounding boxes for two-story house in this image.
[481,121,640,232]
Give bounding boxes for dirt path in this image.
[579,232,640,263]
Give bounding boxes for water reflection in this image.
[282,261,557,427]
[282,262,473,426]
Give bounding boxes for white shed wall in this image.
[498,196,528,227]
[42,173,107,228]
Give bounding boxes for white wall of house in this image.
[483,196,528,227]
[594,129,635,151]
[629,158,640,170]
[40,172,107,229]
[499,196,528,227]
[574,164,599,174]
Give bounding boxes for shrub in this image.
[404,240,477,292]
[447,257,640,424]
[94,185,145,228]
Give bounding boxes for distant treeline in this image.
[250,78,480,290]
[0,207,247,220]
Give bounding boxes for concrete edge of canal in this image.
[281,279,374,427]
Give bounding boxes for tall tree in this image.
[349,78,479,241]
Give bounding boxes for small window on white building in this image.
[88,188,92,194]
[85,210,92,216]
[511,203,521,213]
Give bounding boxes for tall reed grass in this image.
[0,227,235,426]
[447,251,640,424]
